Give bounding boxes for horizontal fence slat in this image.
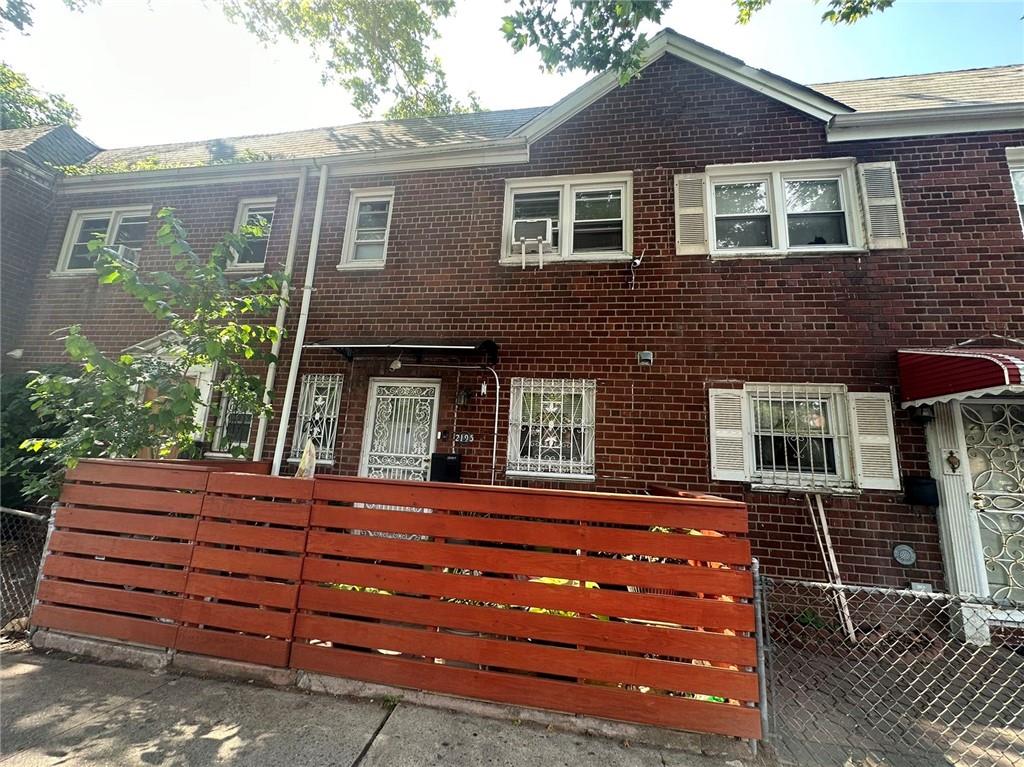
[36,580,181,621]
[175,627,290,667]
[201,496,311,527]
[302,559,754,631]
[206,472,314,500]
[55,508,198,540]
[297,586,756,666]
[310,505,751,564]
[31,604,178,649]
[60,484,204,516]
[189,546,303,581]
[196,520,307,553]
[43,555,188,593]
[291,645,761,739]
[180,599,294,637]
[185,572,298,610]
[306,531,752,597]
[66,460,209,490]
[48,531,193,566]
[313,478,748,533]
[294,614,757,701]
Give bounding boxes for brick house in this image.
[2,30,1022,600]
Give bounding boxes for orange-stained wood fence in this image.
[31,460,760,740]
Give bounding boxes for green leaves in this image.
[0,61,80,129]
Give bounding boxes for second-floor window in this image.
[232,198,276,268]
[1008,148,1024,234]
[502,173,632,265]
[57,207,151,273]
[339,188,394,269]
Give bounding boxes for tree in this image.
[17,209,284,501]
[0,0,895,121]
[0,62,79,129]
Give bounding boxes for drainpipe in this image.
[271,164,330,475]
[253,166,308,460]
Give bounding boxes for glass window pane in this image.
[355,228,387,242]
[113,215,148,249]
[67,216,111,269]
[574,189,621,221]
[353,242,385,261]
[573,220,623,252]
[785,179,842,213]
[715,216,772,249]
[512,190,560,248]
[787,212,848,246]
[1012,170,1024,203]
[356,200,390,230]
[237,239,268,264]
[714,182,768,215]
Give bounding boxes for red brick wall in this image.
[14,55,1024,589]
[1,162,56,358]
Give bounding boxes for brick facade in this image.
[5,55,1023,588]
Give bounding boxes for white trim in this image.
[500,172,633,265]
[827,103,1024,142]
[510,30,848,144]
[902,385,1024,408]
[357,378,441,480]
[1006,147,1024,235]
[1006,146,1024,164]
[229,196,277,270]
[53,205,152,274]
[705,159,864,258]
[339,187,395,268]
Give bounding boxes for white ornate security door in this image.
[959,399,1024,602]
[358,379,441,481]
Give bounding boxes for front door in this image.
[358,378,441,481]
[959,399,1024,602]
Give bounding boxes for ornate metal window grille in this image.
[747,383,854,491]
[212,397,254,453]
[290,374,343,462]
[961,400,1024,602]
[507,378,596,480]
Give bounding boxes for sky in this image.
[4,0,1023,149]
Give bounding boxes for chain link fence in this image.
[1,508,49,636]
[761,577,1024,767]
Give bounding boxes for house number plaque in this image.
[453,432,475,443]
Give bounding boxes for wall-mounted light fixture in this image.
[637,350,654,367]
[909,404,935,425]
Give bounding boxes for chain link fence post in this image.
[1,507,50,638]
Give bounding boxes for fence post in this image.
[752,558,770,747]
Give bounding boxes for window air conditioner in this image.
[114,244,139,265]
[512,218,552,253]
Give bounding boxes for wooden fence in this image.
[31,460,760,740]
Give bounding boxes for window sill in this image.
[226,264,265,273]
[286,457,335,466]
[203,452,252,460]
[498,253,631,267]
[336,261,386,272]
[709,248,868,262]
[748,482,861,496]
[506,470,596,482]
[48,269,95,279]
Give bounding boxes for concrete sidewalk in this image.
[1,650,742,766]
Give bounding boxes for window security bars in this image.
[290,374,343,462]
[212,397,255,453]
[507,378,596,480]
[747,383,853,491]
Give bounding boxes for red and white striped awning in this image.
[897,347,1024,406]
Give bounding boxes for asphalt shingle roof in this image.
[812,64,1024,112]
[84,107,547,168]
[0,124,98,166]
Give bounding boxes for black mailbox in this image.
[430,452,462,483]
[904,476,939,508]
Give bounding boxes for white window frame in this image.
[54,205,153,275]
[338,187,395,270]
[289,373,344,464]
[705,159,865,259]
[230,197,277,271]
[1006,147,1024,235]
[500,172,633,266]
[506,377,597,481]
[208,395,255,456]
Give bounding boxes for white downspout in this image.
[253,166,308,460]
[271,164,330,475]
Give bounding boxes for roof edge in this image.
[827,102,1024,142]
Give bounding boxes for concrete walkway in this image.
[1,650,740,766]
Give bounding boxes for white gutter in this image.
[271,164,330,475]
[827,102,1024,142]
[253,166,308,460]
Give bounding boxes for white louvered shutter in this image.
[848,392,900,491]
[857,162,907,249]
[709,388,748,482]
[675,173,709,255]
